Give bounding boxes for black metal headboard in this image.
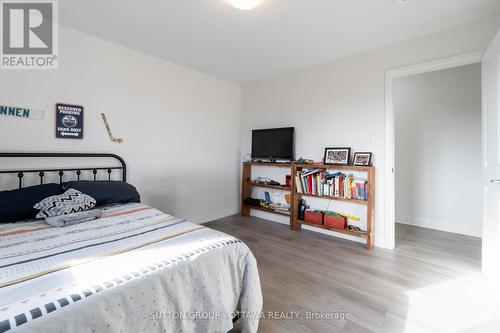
[0,153,126,189]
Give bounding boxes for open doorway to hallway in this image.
[394,63,482,254]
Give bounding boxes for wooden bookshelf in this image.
[241,161,375,249]
[241,161,294,228]
[291,163,374,250]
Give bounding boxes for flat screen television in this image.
[251,127,294,161]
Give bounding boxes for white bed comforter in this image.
[0,204,262,333]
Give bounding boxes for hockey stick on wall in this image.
[101,113,123,143]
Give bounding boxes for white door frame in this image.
[384,51,483,249]
[481,30,500,301]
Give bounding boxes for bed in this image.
[0,153,262,333]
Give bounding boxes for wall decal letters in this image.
[0,105,45,120]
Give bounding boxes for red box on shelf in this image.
[304,210,323,225]
[324,213,347,230]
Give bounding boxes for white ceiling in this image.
[60,0,500,84]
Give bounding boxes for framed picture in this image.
[323,147,351,165]
[353,152,372,166]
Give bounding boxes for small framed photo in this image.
[324,147,351,165]
[353,152,372,166]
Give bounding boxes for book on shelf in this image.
[295,174,303,193]
[295,169,368,201]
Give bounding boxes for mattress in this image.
[0,203,262,333]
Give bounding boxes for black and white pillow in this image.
[34,189,96,218]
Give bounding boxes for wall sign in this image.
[56,103,84,139]
[0,105,45,120]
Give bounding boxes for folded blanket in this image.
[45,209,103,227]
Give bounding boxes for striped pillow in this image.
[34,189,96,218]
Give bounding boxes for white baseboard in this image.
[396,214,481,238]
[250,210,290,225]
[191,207,239,225]
[250,210,365,244]
[193,207,365,246]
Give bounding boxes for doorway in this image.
[394,63,481,239]
[384,52,483,250]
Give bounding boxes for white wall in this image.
[241,16,500,248]
[0,25,242,223]
[394,64,481,237]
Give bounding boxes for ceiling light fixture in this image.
[228,0,262,10]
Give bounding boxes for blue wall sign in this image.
[56,103,84,139]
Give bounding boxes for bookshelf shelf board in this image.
[243,204,291,217]
[298,193,368,205]
[294,164,373,172]
[297,220,367,238]
[248,181,291,191]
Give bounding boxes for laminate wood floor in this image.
[205,216,500,333]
